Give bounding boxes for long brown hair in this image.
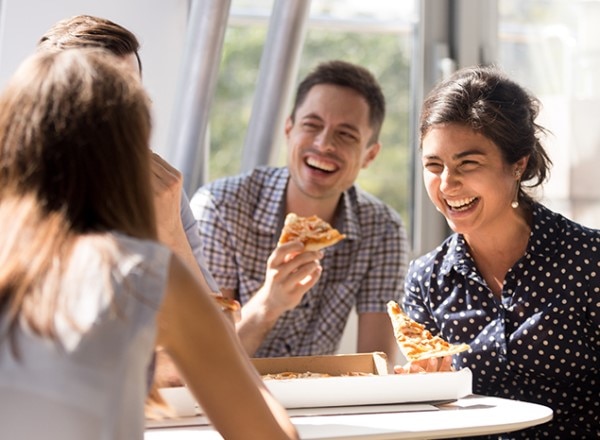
[0,48,154,340]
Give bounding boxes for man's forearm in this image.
[235,297,280,356]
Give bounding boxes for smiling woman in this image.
[421,124,528,244]
[403,64,600,439]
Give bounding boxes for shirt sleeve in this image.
[189,186,240,292]
[179,190,221,293]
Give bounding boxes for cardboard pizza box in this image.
[262,369,472,408]
[251,352,389,376]
[154,352,472,418]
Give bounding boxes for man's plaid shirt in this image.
[191,166,408,357]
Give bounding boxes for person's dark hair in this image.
[419,65,552,205]
[290,60,386,144]
[37,14,142,74]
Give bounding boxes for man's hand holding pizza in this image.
[258,212,346,316]
[233,240,324,356]
[233,214,344,356]
[255,241,324,318]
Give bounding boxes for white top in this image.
[0,232,171,440]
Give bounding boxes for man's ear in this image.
[361,142,381,169]
[284,117,293,138]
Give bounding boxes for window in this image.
[208,0,417,225]
[499,0,600,228]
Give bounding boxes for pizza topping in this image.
[262,371,375,380]
[278,213,346,251]
[262,371,332,380]
[387,301,470,361]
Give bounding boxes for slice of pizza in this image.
[212,294,241,312]
[278,213,346,251]
[387,301,470,362]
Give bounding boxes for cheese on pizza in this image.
[278,213,346,251]
[262,371,332,380]
[387,301,470,361]
[262,371,374,380]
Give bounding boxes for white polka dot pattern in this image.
[403,203,600,439]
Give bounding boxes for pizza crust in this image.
[387,301,470,362]
[278,213,346,251]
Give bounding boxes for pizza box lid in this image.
[251,352,389,376]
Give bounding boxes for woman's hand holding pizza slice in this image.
[386,301,470,374]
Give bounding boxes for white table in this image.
[145,394,553,439]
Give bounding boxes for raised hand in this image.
[150,152,184,244]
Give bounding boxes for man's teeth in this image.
[446,197,476,210]
[306,157,335,172]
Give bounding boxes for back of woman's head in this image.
[419,65,552,192]
[0,48,155,238]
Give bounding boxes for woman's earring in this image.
[511,170,521,209]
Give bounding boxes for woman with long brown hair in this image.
[0,48,297,440]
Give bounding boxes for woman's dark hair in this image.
[419,65,552,204]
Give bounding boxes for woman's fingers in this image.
[393,355,454,374]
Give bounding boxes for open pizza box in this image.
[157,352,472,417]
[252,352,389,377]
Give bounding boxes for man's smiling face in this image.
[285,83,380,203]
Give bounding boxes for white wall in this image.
[0,0,189,157]
[336,307,358,354]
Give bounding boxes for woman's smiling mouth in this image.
[445,196,478,211]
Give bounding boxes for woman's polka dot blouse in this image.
[404,203,600,439]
